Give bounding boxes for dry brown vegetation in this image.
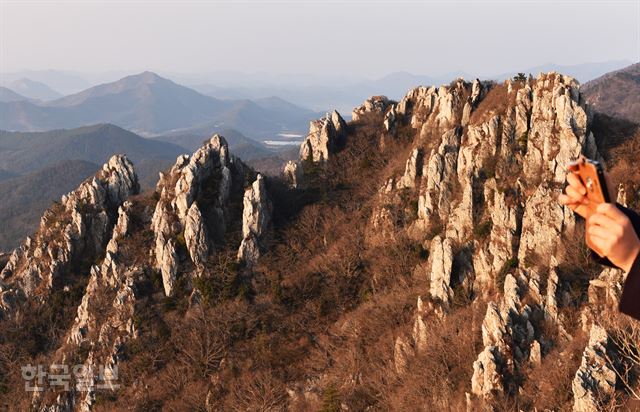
[55,112,431,410]
[519,330,587,410]
[386,304,484,410]
[582,63,640,125]
[3,77,640,411]
[592,113,640,209]
[469,82,522,125]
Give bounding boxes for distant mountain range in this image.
[0,168,18,181]
[2,60,629,117]
[0,72,323,138]
[582,62,640,124]
[493,60,634,85]
[0,124,185,251]
[0,122,283,183]
[152,126,272,160]
[189,74,464,114]
[187,60,634,112]
[0,70,92,95]
[0,123,185,175]
[6,78,62,101]
[0,87,29,103]
[581,62,639,187]
[0,123,284,251]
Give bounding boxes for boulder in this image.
[471,346,504,398]
[396,148,423,190]
[518,184,574,269]
[238,174,273,266]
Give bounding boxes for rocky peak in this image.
[100,154,140,207]
[397,78,469,132]
[170,134,231,221]
[396,148,423,190]
[0,155,138,314]
[151,134,246,296]
[351,95,393,121]
[300,110,347,163]
[368,72,605,405]
[428,235,454,310]
[284,160,302,188]
[470,78,484,106]
[522,72,596,183]
[41,197,141,411]
[238,174,273,266]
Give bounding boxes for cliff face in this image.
[0,155,138,315]
[237,174,272,266]
[0,72,635,411]
[299,110,347,163]
[362,73,616,409]
[299,73,620,410]
[150,134,244,295]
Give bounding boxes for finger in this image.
[567,173,587,195]
[588,212,618,229]
[587,224,615,241]
[561,196,591,218]
[596,203,626,222]
[574,204,591,219]
[566,185,588,204]
[586,228,604,250]
[586,235,607,257]
[558,193,580,207]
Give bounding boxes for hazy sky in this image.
[1,0,639,78]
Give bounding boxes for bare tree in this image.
[227,371,288,412]
[174,307,229,378]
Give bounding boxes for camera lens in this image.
[586,177,594,192]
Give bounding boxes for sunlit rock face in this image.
[300,110,347,163]
[0,155,139,315]
[151,134,247,296]
[366,73,607,405]
[238,174,273,266]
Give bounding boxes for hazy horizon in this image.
[2,0,638,79]
[1,59,636,81]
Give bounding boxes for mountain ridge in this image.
[582,61,640,124]
[0,86,29,103]
[0,123,186,174]
[0,69,638,411]
[7,77,62,101]
[0,72,323,138]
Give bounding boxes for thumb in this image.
[596,202,625,222]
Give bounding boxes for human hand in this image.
[558,159,590,219]
[587,203,640,273]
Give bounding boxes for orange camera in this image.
[573,156,611,217]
